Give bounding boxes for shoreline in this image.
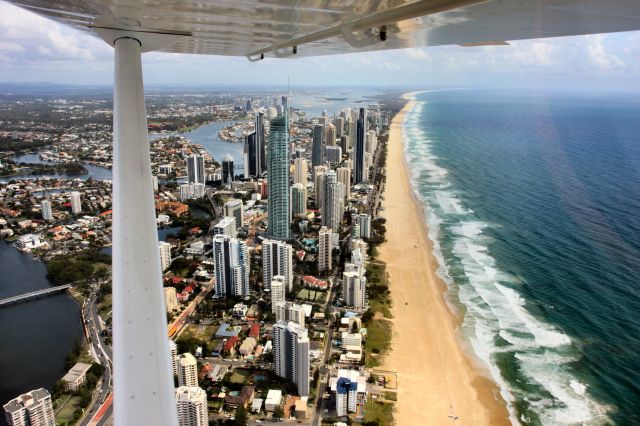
[377,96,510,425]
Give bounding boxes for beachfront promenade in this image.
[0,284,72,307]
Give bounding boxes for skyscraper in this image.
[343,270,367,309]
[325,122,336,147]
[244,131,257,178]
[311,124,325,167]
[177,353,198,387]
[169,340,178,376]
[3,388,55,426]
[262,239,293,291]
[222,155,234,185]
[223,199,243,229]
[322,170,345,233]
[159,241,172,271]
[273,321,310,397]
[255,112,266,175]
[336,167,351,200]
[274,301,306,328]
[41,200,52,221]
[70,191,81,214]
[325,145,342,165]
[293,150,307,186]
[354,108,366,184]
[213,216,236,237]
[186,154,205,184]
[267,116,290,240]
[333,116,345,138]
[270,275,286,313]
[290,183,307,218]
[356,213,371,239]
[175,386,208,426]
[313,165,327,209]
[212,235,249,297]
[318,226,332,273]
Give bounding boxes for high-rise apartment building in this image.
[267,116,290,240]
[159,241,172,271]
[318,226,332,273]
[70,191,81,214]
[222,155,234,185]
[177,353,198,387]
[273,322,310,397]
[356,213,371,239]
[169,340,178,376]
[332,369,367,417]
[212,235,249,297]
[262,240,293,291]
[41,200,52,221]
[164,287,178,312]
[343,270,367,309]
[213,216,236,237]
[270,275,286,313]
[354,108,367,184]
[175,386,208,426]
[325,145,342,165]
[325,122,336,147]
[244,112,266,178]
[336,167,351,200]
[274,301,306,328]
[3,388,55,426]
[313,165,327,209]
[293,152,307,186]
[186,154,205,184]
[322,171,345,233]
[290,183,307,218]
[223,199,243,229]
[311,124,325,167]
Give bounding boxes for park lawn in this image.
[55,395,82,425]
[186,324,218,341]
[364,399,394,426]
[365,319,392,368]
[230,368,251,384]
[296,288,326,302]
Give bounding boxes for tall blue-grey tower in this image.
[354,107,366,184]
[267,113,291,240]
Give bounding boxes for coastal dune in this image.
[378,98,510,425]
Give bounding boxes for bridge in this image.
[0,285,73,308]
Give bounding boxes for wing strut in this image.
[112,35,179,426]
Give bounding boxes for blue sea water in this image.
[403,90,640,425]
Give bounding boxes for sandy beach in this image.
[378,97,510,425]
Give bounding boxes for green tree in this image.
[234,404,248,426]
[272,405,284,420]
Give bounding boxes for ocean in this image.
[403,90,640,425]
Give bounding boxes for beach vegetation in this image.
[363,399,394,426]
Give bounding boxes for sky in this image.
[1,1,639,92]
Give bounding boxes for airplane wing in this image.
[8,0,640,59]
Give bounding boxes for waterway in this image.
[0,241,83,418]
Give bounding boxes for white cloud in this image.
[585,34,624,71]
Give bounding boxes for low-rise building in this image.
[264,389,282,412]
[61,362,92,391]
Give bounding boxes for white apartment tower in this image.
[223,199,243,229]
[169,340,178,376]
[318,226,332,273]
[273,321,310,397]
[213,216,236,237]
[262,240,293,291]
[290,183,307,218]
[270,276,286,313]
[336,167,351,200]
[175,386,208,426]
[212,235,249,298]
[41,200,53,221]
[356,213,371,239]
[313,165,327,209]
[159,241,172,271]
[177,353,198,387]
[275,301,306,328]
[343,271,367,309]
[164,287,178,312]
[322,170,345,233]
[3,388,55,426]
[70,191,82,214]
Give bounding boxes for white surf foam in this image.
[400,97,610,425]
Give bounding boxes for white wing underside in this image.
[8,0,640,58]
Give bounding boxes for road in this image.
[80,289,114,426]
